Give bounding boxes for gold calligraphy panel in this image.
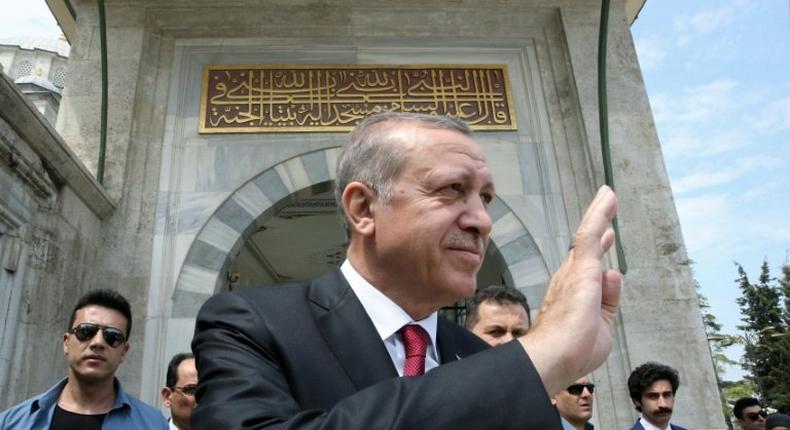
[199,65,517,133]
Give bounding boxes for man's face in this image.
[636,379,675,428]
[370,125,494,311]
[162,358,198,430]
[553,377,594,427]
[738,405,766,430]
[63,305,129,384]
[470,300,529,346]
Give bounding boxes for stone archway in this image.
[170,147,550,318]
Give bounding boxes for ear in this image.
[62,332,70,356]
[550,397,557,406]
[342,181,377,237]
[161,387,173,407]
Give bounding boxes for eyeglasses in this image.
[745,410,767,421]
[566,383,595,396]
[173,384,198,396]
[70,323,127,348]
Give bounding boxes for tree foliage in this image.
[734,260,790,412]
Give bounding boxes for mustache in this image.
[655,407,673,415]
[445,231,483,252]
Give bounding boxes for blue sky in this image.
[632,0,790,380]
[2,1,788,381]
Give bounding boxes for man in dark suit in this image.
[191,112,623,429]
[553,377,595,430]
[627,362,688,430]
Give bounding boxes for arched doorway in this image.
[169,147,549,319]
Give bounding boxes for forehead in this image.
[742,405,762,413]
[177,358,197,380]
[393,124,490,175]
[643,379,673,394]
[574,376,590,385]
[478,300,528,323]
[74,305,128,330]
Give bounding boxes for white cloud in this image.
[748,96,790,132]
[659,127,753,162]
[672,2,740,47]
[0,2,62,39]
[634,36,666,72]
[671,155,781,194]
[675,193,731,255]
[651,79,739,126]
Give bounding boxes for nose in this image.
[88,329,107,348]
[581,387,592,398]
[500,332,514,344]
[459,196,493,239]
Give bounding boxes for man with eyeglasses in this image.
[733,397,767,430]
[161,353,198,430]
[627,362,688,430]
[0,289,167,429]
[552,377,595,430]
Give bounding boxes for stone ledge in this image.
[0,72,114,219]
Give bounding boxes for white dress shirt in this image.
[340,259,440,376]
[639,416,672,430]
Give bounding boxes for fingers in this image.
[601,269,623,316]
[572,186,618,260]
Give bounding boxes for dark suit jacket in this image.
[628,418,688,430]
[191,269,561,429]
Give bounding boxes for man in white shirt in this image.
[627,362,688,430]
[192,112,624,429]
[466,285,531,347]
[553,377,595,430]
[161,353,197,430]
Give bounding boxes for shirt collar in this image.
[341,259,438,351]
[30,377,129,414]
[639,416,671,430]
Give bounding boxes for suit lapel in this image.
[436,317,489,363]
[308,269,398,390]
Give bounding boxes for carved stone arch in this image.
[170,147,550,317]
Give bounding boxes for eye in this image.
[438,183,464,196]
[480,192,493,206]
[487,328,505,337]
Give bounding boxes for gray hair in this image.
[334,112,473,237]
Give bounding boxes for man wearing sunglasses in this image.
[0,289,168,429]
[552,377,595,430]
[627,362,687,430]
[733,397,766,430]
[161,353,198,430]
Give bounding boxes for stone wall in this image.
[0,71,111,408]
[3,0,727,428]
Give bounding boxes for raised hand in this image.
[520,185,623,395]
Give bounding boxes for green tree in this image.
[697,282,736,428]
[734,261,790,411]
[771,261,790,411]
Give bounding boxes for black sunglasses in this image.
[174,384,198,396]
[746,410,767,421]
[70,323,127,348]
[567,383,595,396]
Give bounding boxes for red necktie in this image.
[400,324,430,376]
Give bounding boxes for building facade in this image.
[0,1,727,428]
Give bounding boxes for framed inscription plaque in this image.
[199,65,516,133]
